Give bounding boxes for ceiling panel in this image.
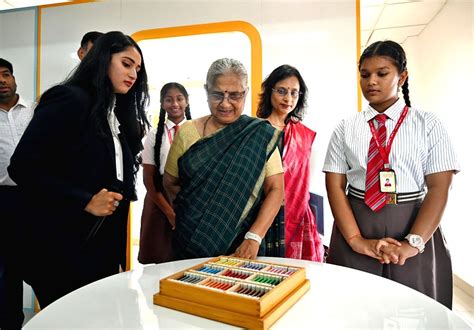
[384,0,419,4]
[361,0,385,6]
[361,5,384,30]
[375,1,445,29]
[361,30,373,47]
[369,25,426,45]
[361,0,447,49]
[0,2,12,10]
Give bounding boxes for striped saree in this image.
[173,115,282,259]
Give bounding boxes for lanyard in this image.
[368,106,409,168]
[165,125,174,144]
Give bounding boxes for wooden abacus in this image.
[153,256,310,329]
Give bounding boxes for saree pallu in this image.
[173,115,281,259]
[283,121,324,262]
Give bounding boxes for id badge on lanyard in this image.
[380,169,396,193]
[369,106,409,203]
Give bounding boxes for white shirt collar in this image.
[165,117,186,130]
[0,94,29,112]
[16,95,29,108]
[107,97,120,136]
[364,98,406,122]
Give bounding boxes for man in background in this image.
[0,58,34,329]
[77,31,104,60]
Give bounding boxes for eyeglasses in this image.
[208,90,246,104]
[272,87,302,99]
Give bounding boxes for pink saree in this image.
[283,121,324,261]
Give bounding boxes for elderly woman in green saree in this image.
[163,58,284,260]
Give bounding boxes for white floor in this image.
[453,282,474,327]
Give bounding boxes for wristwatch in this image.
[405,234,425,253]
[244,231,262,245]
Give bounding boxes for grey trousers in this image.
[327,195,453,309]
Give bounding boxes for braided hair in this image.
[153,82,191,190]
[359,40,411,107]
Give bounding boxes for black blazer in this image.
[8,85,134,279]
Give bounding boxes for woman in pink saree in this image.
[257,65,324,261]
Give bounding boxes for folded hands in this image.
[348,235,419,265]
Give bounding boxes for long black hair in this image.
[63,31,150,173]
[153,82,191,189]
[257,64,308,123]
[359,40,411,107]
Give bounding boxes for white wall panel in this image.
[404,0,473,286]
[0,8,36,102]
[39,1,122,92]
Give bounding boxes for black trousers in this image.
[0,186,24,330]
[21,203,129,309]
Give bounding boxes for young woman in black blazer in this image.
[8,31,149,308]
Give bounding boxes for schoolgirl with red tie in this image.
[323,40,459,309]
[138,82,191,264]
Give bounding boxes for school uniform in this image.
[323,98,460,308]
[138,118,185,264]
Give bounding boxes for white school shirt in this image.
[323,98,460,193]
[142,118,186,175]
[107,108,123,181]
[0,96,34,185]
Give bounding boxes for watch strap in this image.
[405,234,425,253]
[244,231,262,245]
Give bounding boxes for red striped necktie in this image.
[365,114,388,212]
[174,124,179,137]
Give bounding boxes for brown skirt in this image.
[327,195,453,309]
[138,192,174,264]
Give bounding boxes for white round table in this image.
[24,257,470,329]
